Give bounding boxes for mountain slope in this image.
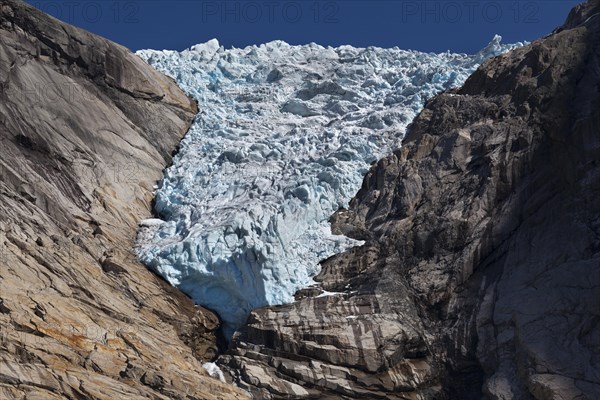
[222,1,600,398]
[0,1,245,398]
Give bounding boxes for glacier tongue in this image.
[135,37,522,337]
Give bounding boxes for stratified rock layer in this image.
[222,1,600,399]
[0,1,246,398]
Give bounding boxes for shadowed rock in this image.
[221,1,600,399]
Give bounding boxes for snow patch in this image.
[316,291,345,298]
[139,219,165,228]
[202,362,226,382]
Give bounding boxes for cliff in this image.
[0,0,245,398]
[222,1,600,398]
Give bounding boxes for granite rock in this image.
[0,1,246,398]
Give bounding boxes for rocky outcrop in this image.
[222,1,600,398]
[0,0,246,398]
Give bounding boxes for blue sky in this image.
[26,1,581,53]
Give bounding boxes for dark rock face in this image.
[0,1,246,398]
[222,1,600,398]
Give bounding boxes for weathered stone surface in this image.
[222,1,600,398]
[0,0,246,398]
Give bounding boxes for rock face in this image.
[0,1,246,398]
[222,1,600,399]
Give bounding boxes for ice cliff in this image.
[135,36,521,335]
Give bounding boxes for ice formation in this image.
[202,362,226,382]
[136,36,522,336]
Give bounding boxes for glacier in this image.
[135,36,522,337]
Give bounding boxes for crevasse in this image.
[135,36,522,337]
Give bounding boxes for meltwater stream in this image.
[135,37,521,337]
